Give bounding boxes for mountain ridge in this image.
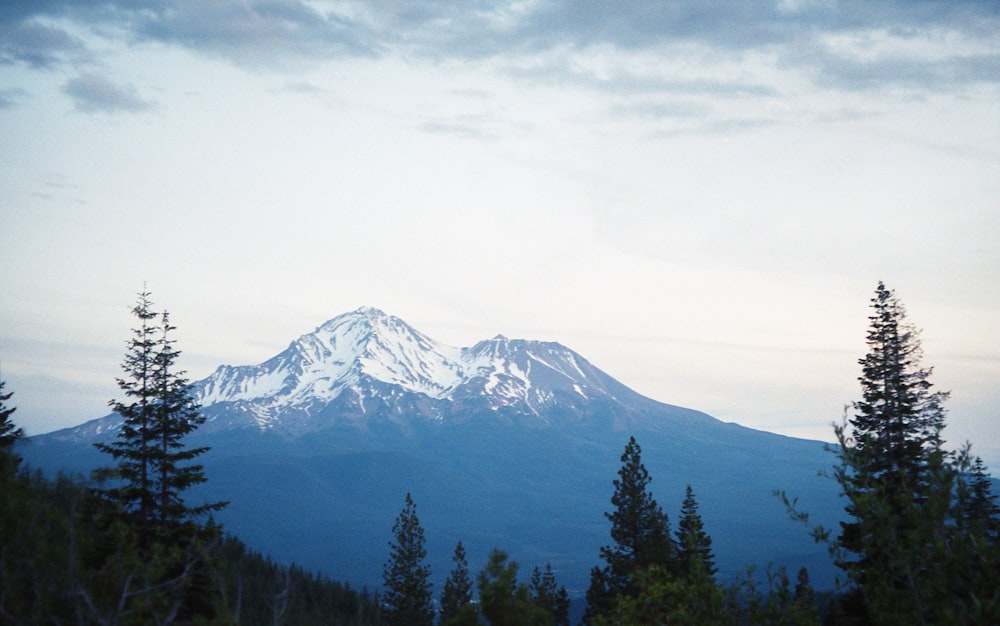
[46,306,720,440]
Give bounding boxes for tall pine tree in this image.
[850,281,948,484]
[382,492,434,626]
[584,436,676,624]
[440,540,474,625]
[828,282,999,623]
[150,311,224,535]
[95,290,223,544]
[95,289,161,535]
[676,484,716,581]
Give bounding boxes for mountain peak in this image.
[185,309,665,433]
[316,306,390,333]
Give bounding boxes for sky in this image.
[1,1,998,465]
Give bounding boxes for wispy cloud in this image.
[4,1,997,97]
[61,73,154,113]
[0,87,25,108]
[418,118,499,141]
[0,19,88,68]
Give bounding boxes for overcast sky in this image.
[1,1,998,463]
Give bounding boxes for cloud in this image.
[0,88,25,108]
[0,19,88,68]
[104,1,377,68]
[283,80,324,94]
[418,118,499,141]
[6,1,1000,95]
[61,73,155,113]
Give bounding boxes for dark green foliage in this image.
[591,563,731,626]
[850,282,948,480]
[0,376,23,450]
[477,549,551,626]
[831,284,1000,624]
[529,564,570,626]
[442,604,481,626]
[82,290,228,621]
[0,453,381,624]
[781,283,1000,624]
[956,454,1000,540]
[95,290,224,544]
[728,564,821,626]
[215,534,383,625]
[793,567,815,612]
[150,311,226,535]
[839,283,950,588]
[585,436,676,624]
[591,490,755,625]
[95,289,161,533]
[382,492,434,626]
[440,540,474,624]
[676,484,717,582]
[0,454,219,624]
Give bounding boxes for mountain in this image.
[21,307,845,594]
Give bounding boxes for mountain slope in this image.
[22,307,844,593]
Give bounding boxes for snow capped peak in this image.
[191,308,630,430]
[315,306,395,337]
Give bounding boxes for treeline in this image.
[215,535,381,624]
[377,438,824,626]
[3,282,1000,624]
[376,282,1000,625]
[0,456,382,624]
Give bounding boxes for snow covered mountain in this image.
[41,306,699,443]
[182,306,695,435]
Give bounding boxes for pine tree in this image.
[477,549,550,626]
[95,291,223,542]
[676,485,716,581]
[150,311,225,535]
[959,455,1000,539]
[793,567,815,613]
[826,282,1000,623]
[440,540,474,624]
[530,563,570,626]
[0,375,23,450]
[95,289,161,534]
[584,436,676,624]
[382,492,434,626]
[850,281,948,484]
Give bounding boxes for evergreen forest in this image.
[2,282,998,624]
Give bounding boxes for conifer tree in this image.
[793,567,815,612]
[849,281,948,485]
[440,540,474,624]
[958,455,1000,539]
[530,563,570,626]
[833,283,953,620]
[477,549,550,626]
[95,291,222,542]
[382,492,434,626]
[584,436,675,624]
[676,484,716,581]
[150,311,224,534]
[0,376,23,450]
[95,289,161,534]
[822,282,1000,623]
